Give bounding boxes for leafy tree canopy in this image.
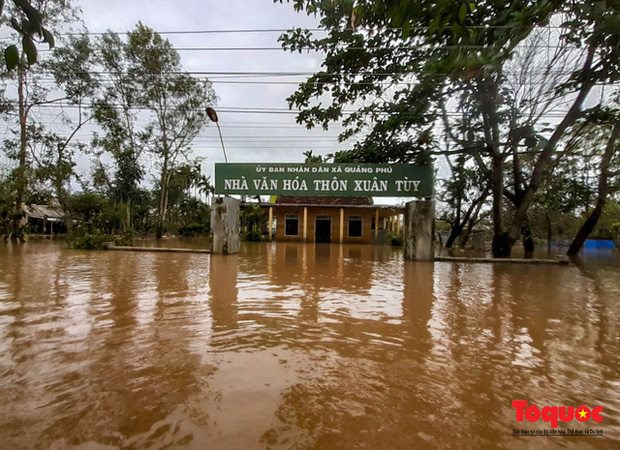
[276,0,620,256]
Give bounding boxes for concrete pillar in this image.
[374,209,379,240]
[404,199,435,261]
[268,207,273,242]
[339,208,344,243]
[211,197,240,254]
[303,207,308,243]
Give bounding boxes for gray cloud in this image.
[74,0,350,182]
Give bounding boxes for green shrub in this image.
[242,228,263,242]
[68,223,109,250]
[240,205,265,241]
[179,222,209,236]
[389,232,404,246]
[68,223,133,250]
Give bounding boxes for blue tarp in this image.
[584,239,616,249]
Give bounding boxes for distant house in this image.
[260,196,404,244]
[21,203,66,234]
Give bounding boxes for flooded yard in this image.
[0,240,618,449]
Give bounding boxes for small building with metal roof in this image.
[21,203,66,234]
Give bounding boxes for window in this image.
[348,215,363,238]
[285,214,299,236]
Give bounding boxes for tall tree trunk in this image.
[461,191,488,248]
[156,151,169,239]
[476,79,509,258]
[445,224,464,248]
[567,205,606,255]
[126,199,131,232]
[156,170,173,239]
[156,179,166,239]
[460,223,474,249]
[521,215,535,257]
[14,65,27,236]
[506,45,597,251]
[546,212,552,254]
[491,154,510,257]
[445,190,487,249]
[567,122,620,255]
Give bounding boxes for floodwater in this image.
[0,240,619,449]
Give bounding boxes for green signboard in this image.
[214,163,434,197]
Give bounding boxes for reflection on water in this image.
[0,241,619,449]
[132,236,211,249]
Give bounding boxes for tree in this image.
[1,0,59,69]
[276,0,620,257]
[303,150,325,163]
[1,0,79,236]
[122,23,216,238]
[567,112,620,255]
[165,162,213,234]
[91,30,147,232]
[39,34,98,209]
[437,155,489,249]
[528,152,593,252]
[240,204,266,241]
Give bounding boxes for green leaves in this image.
[22,35,37,65]
[402,20,411,38]
[3,29,56,70]
[4,45,19,70]
[459,3,467,22]
[14,0,42,32]
[2,0,56,69]
[42,28,55,49]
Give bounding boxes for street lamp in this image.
[207,107,228,163]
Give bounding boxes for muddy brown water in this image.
[0,240,619,449]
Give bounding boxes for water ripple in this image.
[0,241,617,449]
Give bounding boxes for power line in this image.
[191,137,344,140]
[32,44,577,53]
[218,125,345,129]
[31,77,579,88]
[27,67,585,82]
[193,146,349,149]
[10,102,580,118]
[0,24,578,41]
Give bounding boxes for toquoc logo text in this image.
[512,401,603,428]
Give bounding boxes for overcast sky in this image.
[76,0,343,181]
[0,0,438,205]
[2,1,599,204]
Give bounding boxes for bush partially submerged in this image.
[68,223,132,250]
[178,222,209,236]
[242,229,263,242]
[240,204,266,242]
[389,233,404,246]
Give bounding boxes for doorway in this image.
[315,215,332,243]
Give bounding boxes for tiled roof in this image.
[275,196,374,206]
[261,203,403,211]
